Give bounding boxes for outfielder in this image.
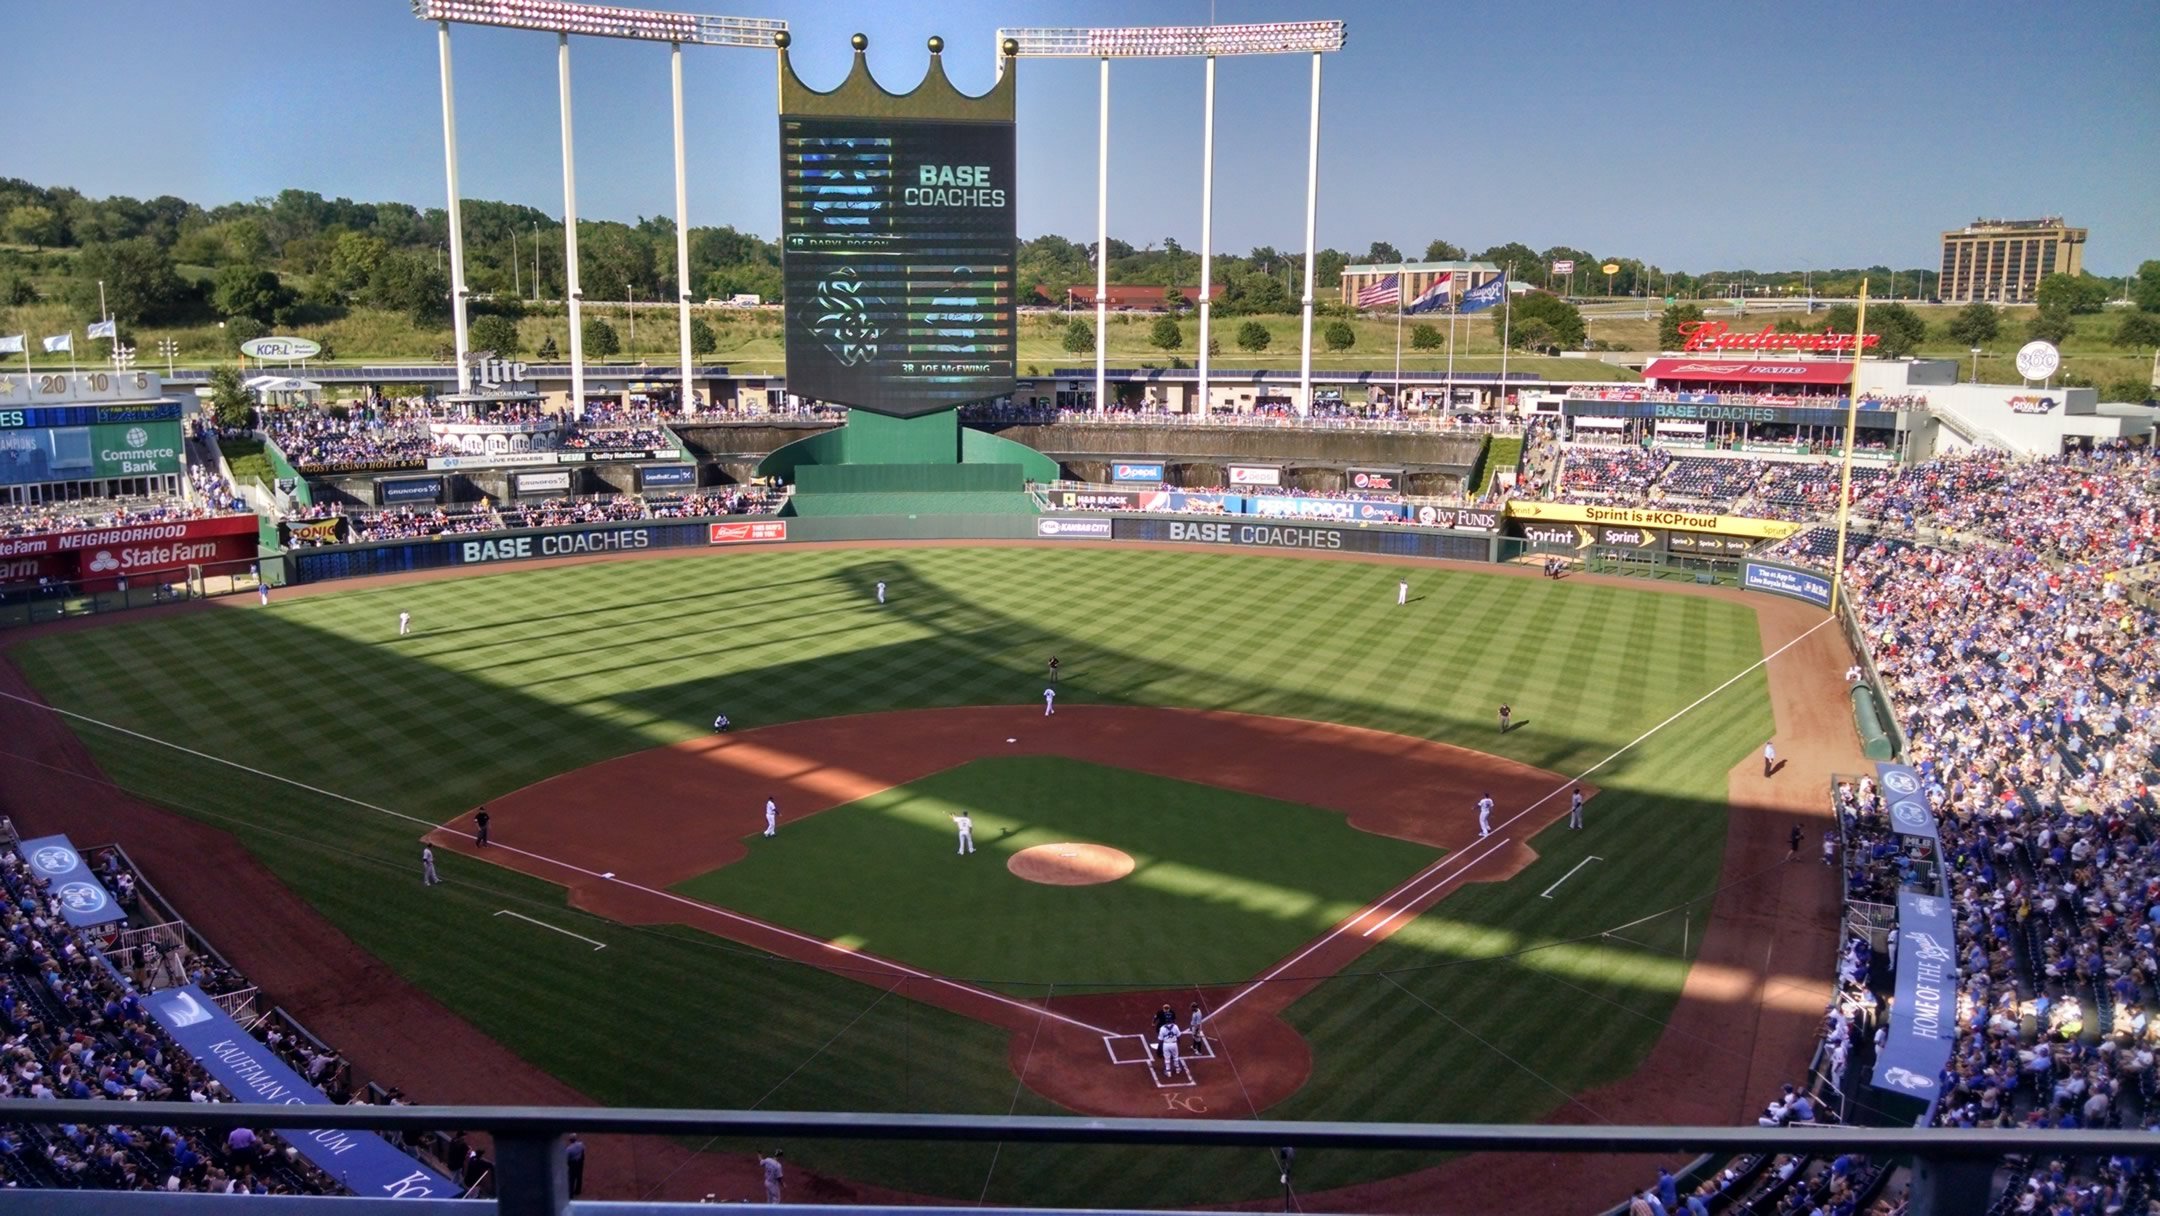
[764,796,778,837]
[1476,792,1495,838]
[1156,1020,1186,1077]
[953,812,975,855]
[421,846,440,886]
[398,611,411,636]
[257,582,269,607]
[1043,687,1057,716]
[1397,579,1408,606]
[875,580,887,605]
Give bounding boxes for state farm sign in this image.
[0,514,259,591]
[1677,320,1880,354]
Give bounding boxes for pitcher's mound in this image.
[1007,843,1134,886]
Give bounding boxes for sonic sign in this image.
[1677,320,1881,355]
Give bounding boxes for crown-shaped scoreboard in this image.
[777,33,1018,418]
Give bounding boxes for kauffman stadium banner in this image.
[14,834,126,928]
[1871,891,1956,1107]
[147,985,460,1199]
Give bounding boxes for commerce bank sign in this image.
[1677,320,1881,354]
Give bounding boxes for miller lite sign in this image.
[467,352,531,390]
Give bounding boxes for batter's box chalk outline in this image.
[1147,1059,1199,1089]
[1185,1036,1219,1060]
[1103,1034,1154,1066]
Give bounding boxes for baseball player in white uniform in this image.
[763,797,778,837]
[1397,580,1408,606]
[875,580,887,605]
[1476,792,1495,838]
[1156,1021,1185,1077]
[398,611,411,636]
[1043,687,1056,716]
[1568,787,1585,829]
[421,846,440,886]
[953,812,975,855]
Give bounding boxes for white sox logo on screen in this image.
[1881,769,1920,796]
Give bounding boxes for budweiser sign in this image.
[1677,320,1880,354]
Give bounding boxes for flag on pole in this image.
[1404,273,1454,315]
[1354,274,1400,311]
[1458,275,1508,314]
[86,319,117,340]
[0,335,25,355]
[42,333,73,353]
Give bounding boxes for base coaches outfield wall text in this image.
[1113,517,1490,562]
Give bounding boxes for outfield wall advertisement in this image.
[1742,562,1833,608]
[1113,516,1490,563]
[0,514,259,590]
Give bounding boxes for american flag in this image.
[1355,274,1400,310]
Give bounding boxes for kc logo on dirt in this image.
[708,520,789,545]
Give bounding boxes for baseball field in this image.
[0,543,1852,1207]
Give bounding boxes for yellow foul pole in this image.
[1827,280,1869,614]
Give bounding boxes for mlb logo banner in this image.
[15,834,126,928]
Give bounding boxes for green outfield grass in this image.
[681,756,1442,991]
[8,546,1771,1203]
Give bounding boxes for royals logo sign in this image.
[1677,320,1881,354]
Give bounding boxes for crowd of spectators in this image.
[261,399,693,473]
[0,846,343,1195]
[0,493,245,541]
[1557,446,1672,500]
[1567,385,1926,412]
[284,489,778,546]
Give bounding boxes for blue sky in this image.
[5,0,2155,274]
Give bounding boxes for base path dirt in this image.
[429,704,1577,1121]
[0,540,1861,1212]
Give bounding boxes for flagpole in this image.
[1499,262,1513,408]
[1828,279,1869,616]
[1445,287,1457,408]
[1393,269,1404,410]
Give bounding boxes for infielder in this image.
[398,611,411,636]
[1476,792,1495,838]
[764,796,779,837]
[421,846,440,886]
[1763,741,1778,778]
[712,713,731,732]
[759,1151,783,1204]
[1397,579,1408,606]
[1568,787,1585,829]
[953,812,975,855]
[1156,1020,1186,1077]
[875,580,887,605]
[1043,687,1056,716]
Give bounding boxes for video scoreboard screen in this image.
[780,116,1016,416]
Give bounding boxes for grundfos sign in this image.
[1677,320,1880,354]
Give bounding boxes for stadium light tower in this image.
[998,21,1347,415]
[412,0,785,415]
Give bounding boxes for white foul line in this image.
[1212,614,1836,1016]
[1540,856,1603,900]
[494,908,607,951]
[0,686,1117,1040]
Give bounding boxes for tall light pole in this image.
[409,0,787,407]
[671,40,695,412]
[436,20,473,392]
[1296,49,1322,415]
[560,32,585,413]
[1196,52,1216,416]
[1095,56,1109,413]
[998,21,1348,416]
